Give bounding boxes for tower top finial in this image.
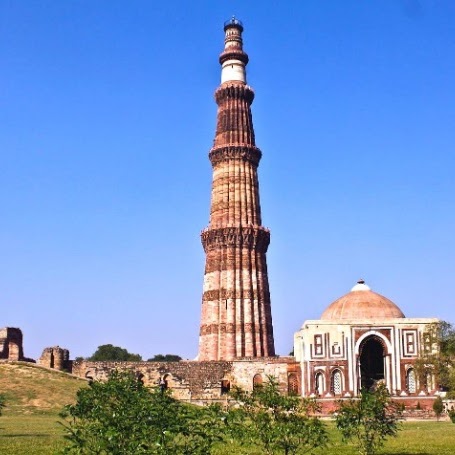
[224,16,243,32]
[220,17,248,84]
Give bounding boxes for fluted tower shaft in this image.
[198,19,275,361]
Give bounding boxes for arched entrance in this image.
[359,336,386,391]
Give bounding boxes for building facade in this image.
[294,280,438,410]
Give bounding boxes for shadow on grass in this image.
[1,434,50,438]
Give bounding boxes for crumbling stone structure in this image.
[38,346,70,371]
[72,357,299,403]
[0,327,24,361]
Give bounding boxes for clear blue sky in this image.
[1,1,454,360]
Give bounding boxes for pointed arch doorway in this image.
[359,335,386,391]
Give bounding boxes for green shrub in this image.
[433,396,444,421]
[335,384,403,455]
[228,376,328,455]
[59,371,225,454]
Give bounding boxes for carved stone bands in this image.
[209,145,262,167]
[215,84,254,105]
[200,322,246,336]
[201,226,270,253]
[200,322,274,338]
[203,289,257,301]
[219,48,249,65]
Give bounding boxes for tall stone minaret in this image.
[198,18,275,361]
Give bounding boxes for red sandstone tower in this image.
[198,18,275,361]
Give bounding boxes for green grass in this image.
[1,415,454,454]
[212,421,455,455]
[1,363,454,454]
[0,362,87,414]
[0,414,66,454]
[0,362,86,453]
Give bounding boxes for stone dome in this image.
[320,280,405,320]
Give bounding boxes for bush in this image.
[433,396,444,421]
[335,384,402,455]
[59,371,225,454]
[228,376,328,455]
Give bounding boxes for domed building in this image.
[294,280,438,407]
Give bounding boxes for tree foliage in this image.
[88,344,142,362]
[415,321,455,397]
[147,354,182,362]
[228,376,327,455]
[433,396,444,421]
[335,383,402,455]
[59,371,225,454]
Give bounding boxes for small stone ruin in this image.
[38,346,71,371]
[0,327,24,361]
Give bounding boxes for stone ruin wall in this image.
[72,357,299,403]
[0,327,24,361]
[38,346,71,371]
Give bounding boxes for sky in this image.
[1,0,454,361]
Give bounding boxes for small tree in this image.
[415,321,455,397]
[228,376,328,455]
[448,407,455,423]
[433,396,444,421]
[335,384,402,455]
[88,344,142,361]
[148,354,182,362]
[59,370,225,454]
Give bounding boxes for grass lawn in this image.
[0,413,66,454]
[1,413,454,454]
[1,365,454,454]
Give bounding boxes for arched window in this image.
[160,374,170,390]
[221,379,231,395]
[331,369,343,396]
[253,374,263,389]
[315,371,325,395]
[406,368,416,394]
[288,373,299,395]
[85,369,95,382]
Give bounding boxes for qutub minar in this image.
[198,17,275,361]
[2,19,440,413]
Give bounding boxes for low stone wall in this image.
[317,395,437,416]
[72,357,298,402]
